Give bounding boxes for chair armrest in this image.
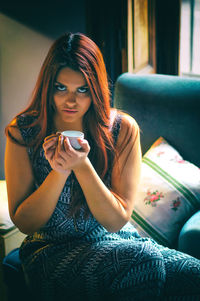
[178,210,200,259]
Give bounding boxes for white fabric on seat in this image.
[0,180,15,232]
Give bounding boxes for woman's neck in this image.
[53,115,83,133]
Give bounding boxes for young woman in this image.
[5,32,200,301]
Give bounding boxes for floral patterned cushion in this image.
[130,137,200,248]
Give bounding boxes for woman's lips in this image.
[62,109,78,114]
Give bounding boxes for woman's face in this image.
[53,67,92,131]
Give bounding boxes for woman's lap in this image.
[95,238,200,299]
[22,236,200,300]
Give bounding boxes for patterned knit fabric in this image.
[18,113,200,301]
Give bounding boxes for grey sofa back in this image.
[114,73,200,167]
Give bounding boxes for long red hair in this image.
[5,32,116,216]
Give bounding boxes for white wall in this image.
[0,13,53,179]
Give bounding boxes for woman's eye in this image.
[55,84,66,91]
[77,87,89,93]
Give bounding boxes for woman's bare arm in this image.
[5,127,70,234]
[73,113,141,232]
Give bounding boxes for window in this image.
[180,0,200,77]
[127,0,156,74]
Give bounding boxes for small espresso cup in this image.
[61,130,84,150]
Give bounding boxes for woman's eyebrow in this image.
[54,81,66,85]
[54,81,88,88]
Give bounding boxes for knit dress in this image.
[18,113,200,301]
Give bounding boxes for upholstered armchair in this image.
[114,73,200,258]
[1,73,200,301]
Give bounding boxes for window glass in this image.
[180,0,200,77]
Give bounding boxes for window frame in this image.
[127,0,156,74]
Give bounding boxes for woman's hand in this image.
[43,134,90,174]
[61,135,90,171]
[43,134,58,160]
[43,134,69,174]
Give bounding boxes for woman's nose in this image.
[65,92,76,104]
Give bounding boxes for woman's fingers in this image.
[77,138,90,153]
[63,137,74,152]
[55,135,69,161]
[44,134,90,172]
[43,134,59,152]
[43,137,58,150]
[43,136,59,162]
[57,135,64,153]
[44,133,59,142]
[54,154,66,165]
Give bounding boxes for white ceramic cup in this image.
[61,130,84,150]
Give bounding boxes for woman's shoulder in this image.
[7,118,24,143]
[117,110,139,136]
[8,112,40,144]
[17,112,39,127]
[115,110,140,151]
[111,108,138,127]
